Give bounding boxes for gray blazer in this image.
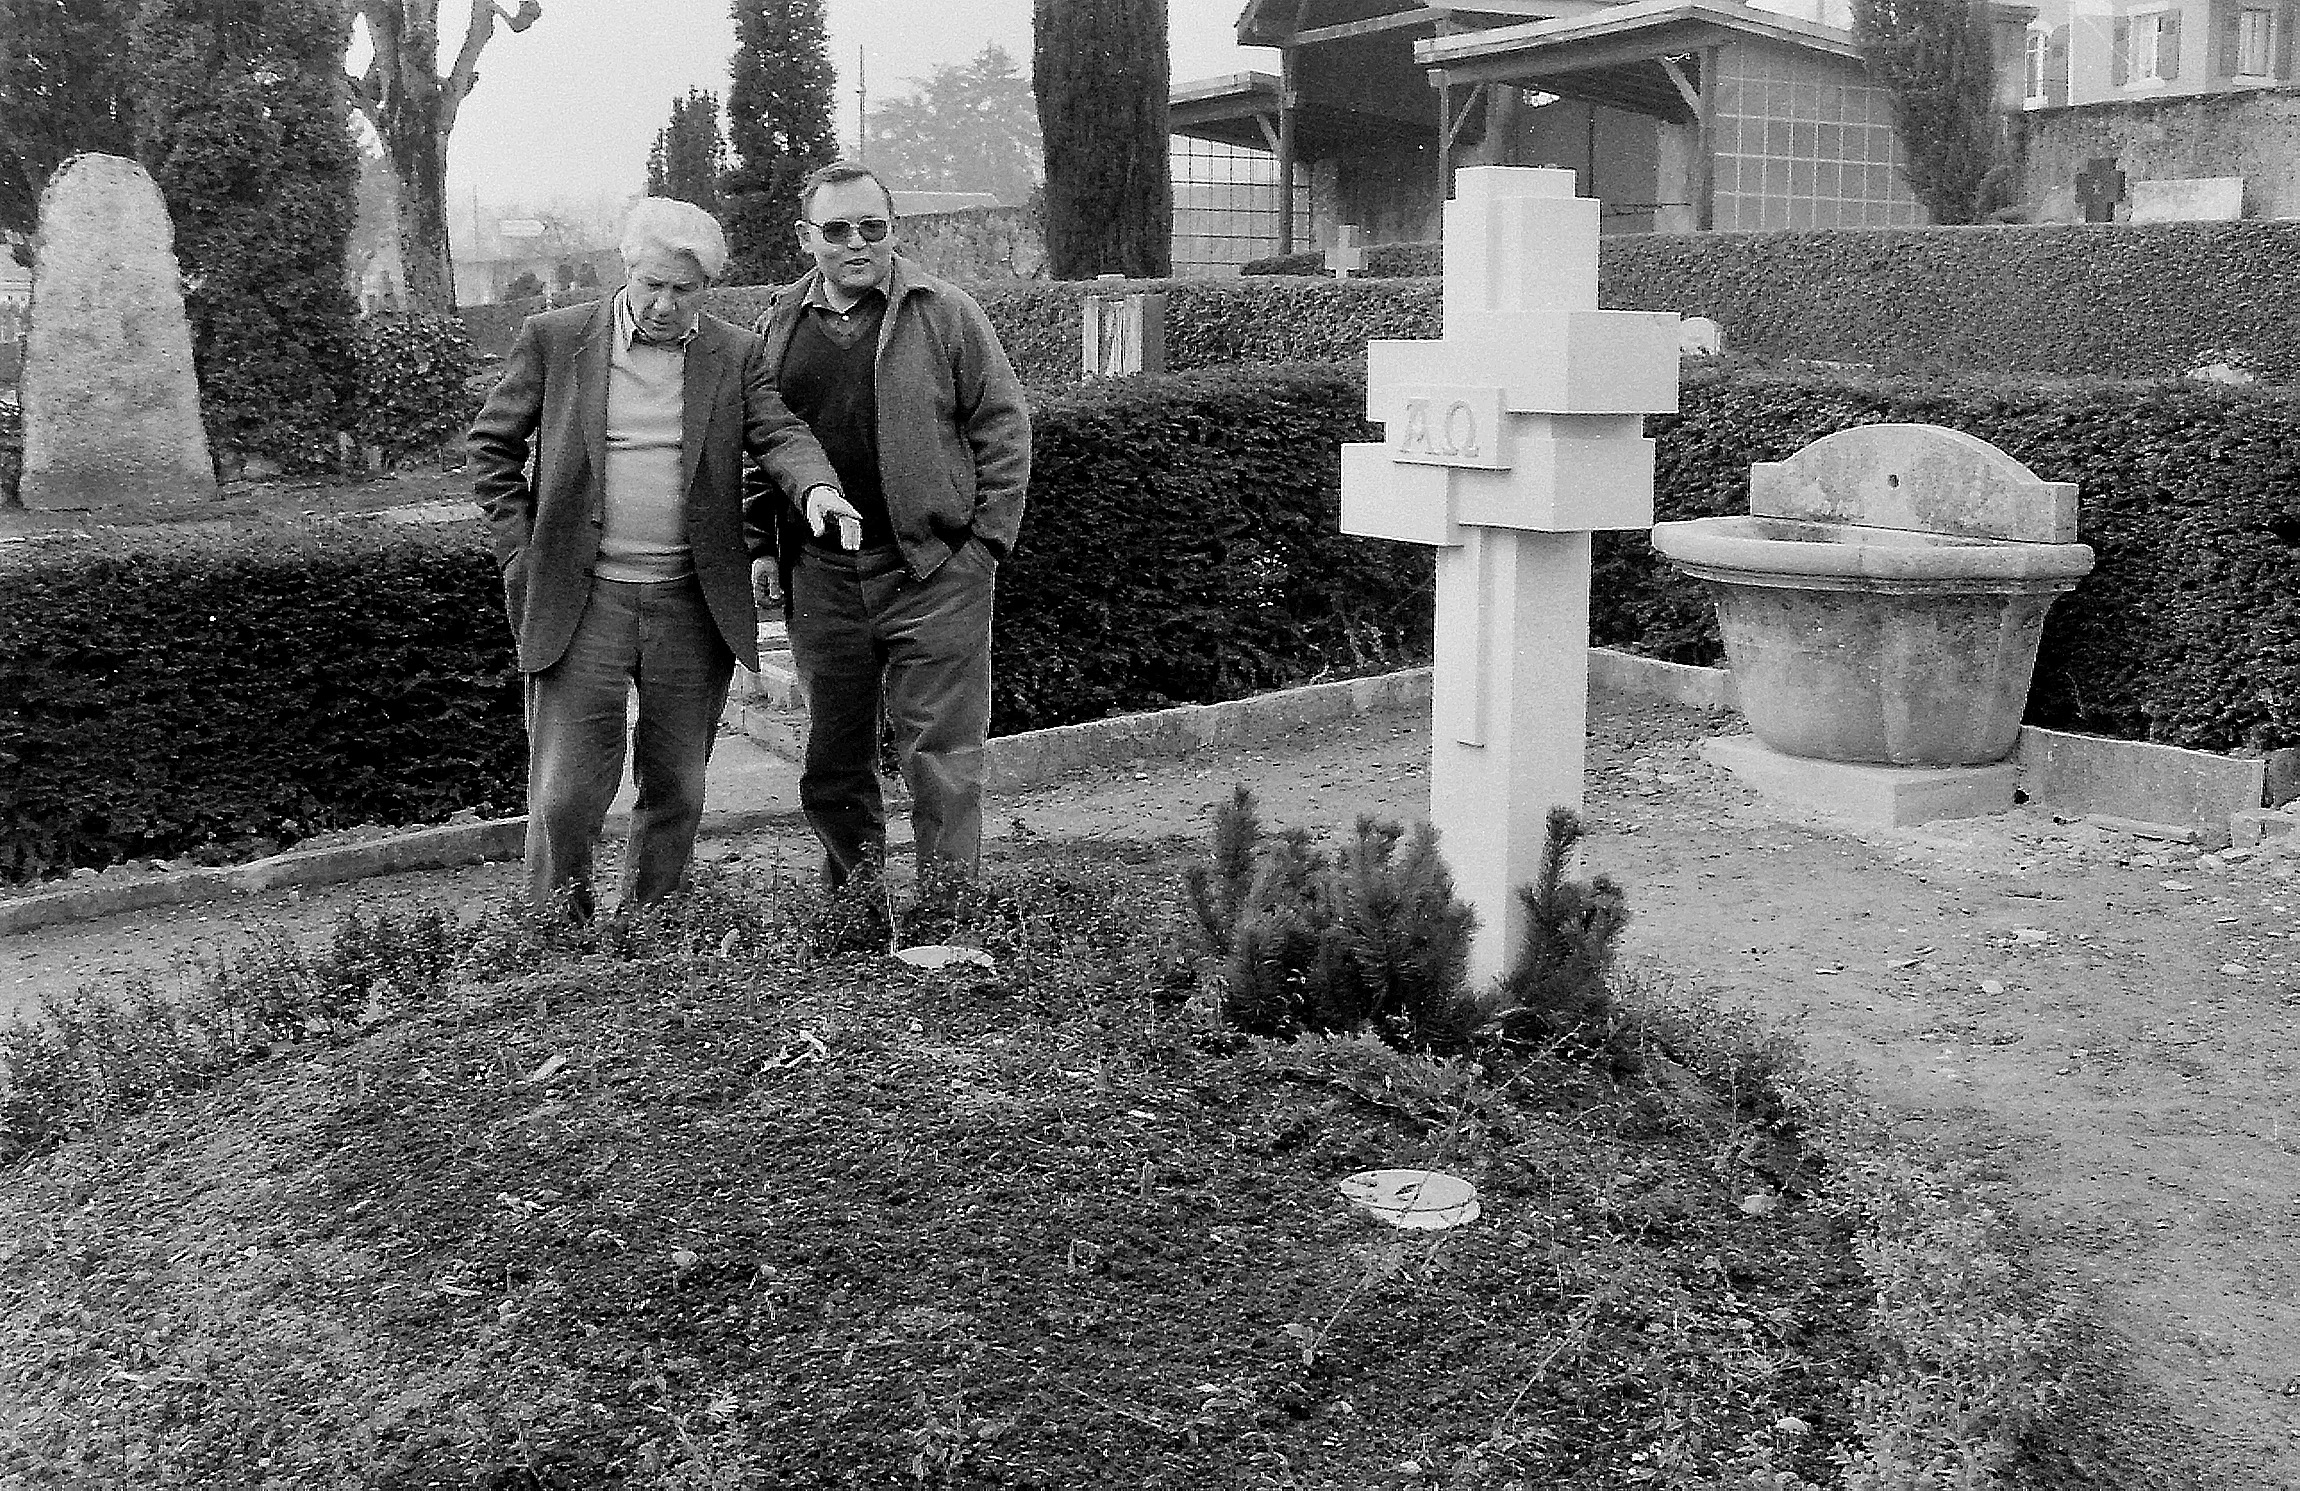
[468,298,839,672]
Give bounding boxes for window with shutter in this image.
[2215,0,2241,72]
[2278,0,2297,73]
[2240,5,2277,71]
[2047,24,2071,101]
[2160,11,2182,77]
[2112,15,2132,82]
[2125,11,2169,81]
[2026,28,2048,97]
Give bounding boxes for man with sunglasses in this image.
[754,161,1030,893]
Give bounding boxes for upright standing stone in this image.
[20,154,215,509]
[1340,166,1679,984]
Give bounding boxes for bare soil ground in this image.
[6,693,2296,1486]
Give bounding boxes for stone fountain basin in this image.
[1649,515,2095,587]
[1649,515,2095,766]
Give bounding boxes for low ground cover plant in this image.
[0,823,2071,1488]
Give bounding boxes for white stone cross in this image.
[1339,166,1680,984]
[1331,223,1366,278]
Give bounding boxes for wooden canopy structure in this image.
[1183,0,1872,245]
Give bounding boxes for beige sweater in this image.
[595,338,690,582]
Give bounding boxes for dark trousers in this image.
[787,540,995,886]
[523,576,734,916]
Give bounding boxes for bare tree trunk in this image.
[350,0,536,314]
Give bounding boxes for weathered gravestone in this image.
[1340,166,1679,983]
[20,154,214,509]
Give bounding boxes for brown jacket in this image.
[468,297,840,672]
[755,256,1030,581]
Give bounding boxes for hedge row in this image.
[997,363,1424,730]
[1611,364,2300,752]
[466,217,2300,392]
[37,359,2280,878]
[0,521,525,880]
[0,365,1420,879]
[1245,220,2300,382]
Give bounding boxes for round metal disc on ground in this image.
[891,945,996,971]
[1338,1168,1481,1230]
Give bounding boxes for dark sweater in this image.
[779,294,892,552]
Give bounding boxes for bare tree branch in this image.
[441,0,498,140]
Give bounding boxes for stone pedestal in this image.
[20,153,214,510]
[1701,735,2017,826]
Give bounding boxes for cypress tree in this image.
[1032,0,1171,279]
[131,0,361,471]
[721,0,838,285]
[1852,0,2005,223]
[647,87,727,210]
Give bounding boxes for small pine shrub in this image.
[1183,786,1479,1048]
[1490,807,1631,1056]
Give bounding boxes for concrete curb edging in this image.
[984,667,1437,795]
[0,802,804,939]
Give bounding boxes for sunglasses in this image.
[803,216,891,245]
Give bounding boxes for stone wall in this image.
[2020,87,2300,220]
[896,206,1047,281]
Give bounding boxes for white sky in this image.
[444,0,1268,214]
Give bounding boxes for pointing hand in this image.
[804,486,863,552]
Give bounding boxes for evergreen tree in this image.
[346,0,543,313]
[131,0,361,470]
[721,0,837,285]
[867,43,1040,205]
[1032,0,1171,279]
[646,87,726,210]
[1852,0,2003,223]
[0,0,138,255]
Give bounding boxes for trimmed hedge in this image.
[0,365,1420,878]
[996,363,1426,732]
[1608,364,2300,752]
[1242,242,1443,277]
[1248,221,2300,381]
[0,520,523,880]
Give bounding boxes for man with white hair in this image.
[470,196,845,920]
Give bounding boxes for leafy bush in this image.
[132,0,362,470]
[0,519,522,879]
[354,313,479,467]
